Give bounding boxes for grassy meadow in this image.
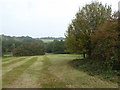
[40,39,54,43]
[2,54,118,88]
[41,39,65,43]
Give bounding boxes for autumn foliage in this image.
[91,21,119,62]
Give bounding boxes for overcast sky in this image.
[0,0,119,38]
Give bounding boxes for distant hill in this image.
[1,34,43,43]
[1,34,65,43]
[40,37,65,40]
[1,35,65,40]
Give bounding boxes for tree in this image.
[2,39,22,56]
[45,40,67,54]
[91,20,118,62]
[66,1,112,58]
[1,35,44,56]
[13,42,45,56]
[52,40,66,54]
[45,42,54,53]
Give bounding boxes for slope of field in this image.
[40,39,54,43]
[2,54,118,88]
[41,39,65,43]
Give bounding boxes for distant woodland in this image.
[1,34,67,56]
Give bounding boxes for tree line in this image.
[1,35,67,56]
[40,37,65,40]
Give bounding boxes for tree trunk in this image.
[83,53,86,59]
[118,11,120,61]
[87,39,92,59]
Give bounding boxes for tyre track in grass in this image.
[2,57,25,63]
[2,57,16,62]
[2,57,26,67]
[3,56,38,88]
[37,55,67,88]
[7,56,43,88]
[2,57,33,75]
[8,55,66,88]
[2,57,26,64]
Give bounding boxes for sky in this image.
[0,0,119,38]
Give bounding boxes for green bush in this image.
[70,58,119,83]
[13,42,45,56]
[45,40,68,54]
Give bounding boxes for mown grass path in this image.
[2,54,118,88]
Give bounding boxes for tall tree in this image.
[66,1,112,58]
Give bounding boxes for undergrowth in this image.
[69,58,119,83]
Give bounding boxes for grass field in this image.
[40,39,54,43]
[40,39,65,43]
[2,54,118,88]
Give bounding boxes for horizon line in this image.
[0,34,65,38]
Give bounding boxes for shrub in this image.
[45,40,68,54]
[13,42,45,56]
